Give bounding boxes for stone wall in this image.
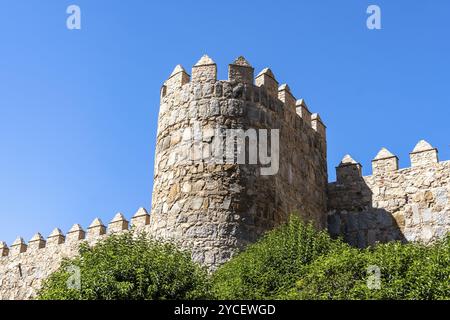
[2,55,448,300]
[0,209,152,300]
[327,141,450,247]
[150,55,328,269]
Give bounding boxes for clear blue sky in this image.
[0,1,449,245]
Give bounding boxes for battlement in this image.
[0,208,151,300]
[334,140,443,183]
[1,55,448,300]
[328,139,449,247]
[160,55,326,138]
[0,208,150,259]
[152,55,329,269]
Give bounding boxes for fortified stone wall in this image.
[150,55,328,269]
[328,140,450,247]
[0,209,151,300]
[1,56,448,300]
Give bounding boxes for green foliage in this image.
[291,237,450,300]
[211,216,346,299]
[212,216,450,300]
[38,232,210,300]
[38,217,450,300]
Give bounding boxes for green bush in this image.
[38,217,450,300]
[213,216,450,300]
[291,237,450,300]
[37,232,210,300]
[211,216,346,299]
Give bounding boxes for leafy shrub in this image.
[38,232,210,300]
[291,237,450,300]
[211,216,346,299]
[38,217,450,300]
[212,215,450,300]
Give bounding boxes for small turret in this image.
[131,207,150,229]
[165,64,190,93]
[87,218,106,239]
[108,212,129,234]
[296,99,312,126]
[410,140,438,167]
[278,84,296,110]
[10,237,27,255]
[67,224,86,242]
[311,113,326,140]
[0,241,9,257]
[372,147,398,174]
[28,233,46,250]
[255,68,279,98]
[47,228,65,245]
[336,155,362,184]
[192,54,217,83]
[228,56,254,84]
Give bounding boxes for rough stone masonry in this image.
[0,55,448,299]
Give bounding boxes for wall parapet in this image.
[0,208,151,300]
[328,139,449,247]
[0,208,150,259]
[160,54,326,137]
[332,140,444,180]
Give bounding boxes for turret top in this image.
[194,54,216,66]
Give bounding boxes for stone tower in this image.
[149,55,328,269]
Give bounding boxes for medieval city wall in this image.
[1,55,448,300]
[327,141,450,247]
[0,209,151,300]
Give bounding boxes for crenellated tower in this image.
[150,55,328,268]
[1,55,448,300]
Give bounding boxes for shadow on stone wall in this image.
[327,170,407,248]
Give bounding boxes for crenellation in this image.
[295,99,311,126]
[311,113,326,140]
[278,84,296,110]
[10,237,27,255]
[165,65,190,93]
[47,228,65,246]
[372,148,399,175]
[191,55,217,83]
[66,224,85,242]
[131,207,150,229]
[336,155,362,185]
[255,68,278,99]
[0,211,150,300]
[28,233,46,250]
[328,140,449,247]
[228,56,254,85]
[410,140,439,167]
[108,213,129,234]
[0,241,9,257]
[87,218,106,239]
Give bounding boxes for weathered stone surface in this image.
[255,68,278,98]
[191,55,217,83]
[328,144,449,245]
[410,140,439,167]
[1,57,448,301]
[150,55,328,271]
[108,213,129,234]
